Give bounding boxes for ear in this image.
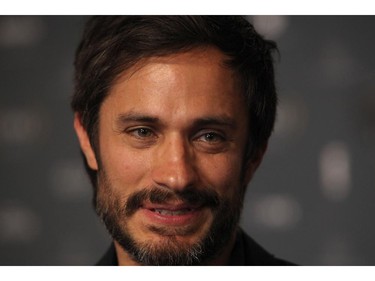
[244,143,268,184]
[73,113,98,171]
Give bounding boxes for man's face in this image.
[75,47,262,265]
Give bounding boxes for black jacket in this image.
[96,229,294,265]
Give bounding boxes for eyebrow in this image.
[115,112,237,130]
[191,116,237,130]
[116,112,160,125]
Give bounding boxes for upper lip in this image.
[142,202,200,211]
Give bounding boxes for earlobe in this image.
[73,113,99,171]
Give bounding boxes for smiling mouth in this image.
[140,203,204,226]
[150,208,195,216]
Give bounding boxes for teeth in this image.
[153,209,192,215]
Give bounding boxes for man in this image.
[72,16,293,265]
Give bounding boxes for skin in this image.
[74,47,265,265]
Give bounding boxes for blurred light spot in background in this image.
[250,16,289,40]
[49,159,91,200]
[319,141,351,201]
[0,17,45,48]
[318,234,356,265]
[251,194,302,230]
[0,107,43,144]
[0,201,41,243]
[274,96,309,139]
[318,41,358,86]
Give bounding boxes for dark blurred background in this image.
[0,16,374,265]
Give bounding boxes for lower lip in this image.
[140,208,203,226]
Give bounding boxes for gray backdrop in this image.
[1,16,374,265]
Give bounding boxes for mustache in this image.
[125,186,221,216]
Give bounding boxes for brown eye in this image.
[128,127,154,139]
[199,132,225,143]
[136,128,152,137]
[194,130,229,153]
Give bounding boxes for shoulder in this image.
[234,229,296,265]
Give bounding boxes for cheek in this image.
[99,140,152,192]
[199,154,244,198]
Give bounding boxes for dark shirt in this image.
[96,228,294,265]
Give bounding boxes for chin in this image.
[114,220,217,265]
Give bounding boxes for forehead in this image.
[101,47,247,125]
[114,47,238,87]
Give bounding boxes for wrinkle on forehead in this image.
[112,46,234,87]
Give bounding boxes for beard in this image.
[95,169,245,266]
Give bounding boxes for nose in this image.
[151,134,198,192]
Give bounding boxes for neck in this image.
[204,231,237,265]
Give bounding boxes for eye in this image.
[128,127,155,139]
[195,131,226,144]
[194,131,228,153]
[199,132,224,143]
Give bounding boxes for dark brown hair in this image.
[71,16,278,189]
